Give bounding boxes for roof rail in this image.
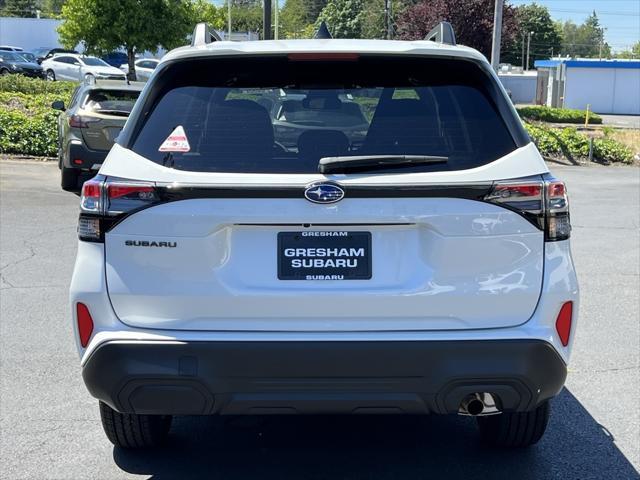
[425,21,456,46]
[191,22,222,47]
[314,21,333,39]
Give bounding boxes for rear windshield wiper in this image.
[94,109,130,117]
[318,154,448,174]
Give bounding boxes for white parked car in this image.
[119,58,160,81]
[71,23,578,450]
[42,53,126,82]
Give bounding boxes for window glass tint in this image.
[0,51,21,61]
[81,57,109,67]
[83,90,140,115]
[130,56,517,174]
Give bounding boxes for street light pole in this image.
[526,31,533,71]
[228,0,232,39]
[274,0,279,39]
[490,0,504,70]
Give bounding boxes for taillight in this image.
[69,115,101,128]
[78,176,159,242]
[484,177,570,241]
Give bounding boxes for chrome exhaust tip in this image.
[458,393,501,416]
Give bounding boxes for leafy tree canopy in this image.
[395,0,518,59]
[503,3,562,69]
[1,0,38,17]
[58,0,194,79]
[316,0,365,39]
[560,11,610,58]
[615,41,640,59]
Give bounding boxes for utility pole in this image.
[263,0,272,40]
[384,0,393,40]
[490,0,504,70]
[274,0,279,39]
[228,0,232,39]
[521,33,525,70]
[526,31,533,71]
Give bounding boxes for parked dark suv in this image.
[53,79,144,192]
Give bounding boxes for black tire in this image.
[46,69,56,81]
[60,166,79,192]
[477,401,550,448]
[99,402,172,449]
[0,68,9,76]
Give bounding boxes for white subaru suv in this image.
[70,23,578,449]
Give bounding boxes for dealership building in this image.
[534,58,640,115]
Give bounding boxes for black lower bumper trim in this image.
[82,340,567,416]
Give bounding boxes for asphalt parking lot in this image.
[1,160,638,480]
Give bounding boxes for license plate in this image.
[278,231,371,280]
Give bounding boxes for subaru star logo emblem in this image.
[304,183,345,204]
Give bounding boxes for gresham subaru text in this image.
[69,23,578,450]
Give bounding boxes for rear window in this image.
[129,56,520,174]
[82,90,140,116]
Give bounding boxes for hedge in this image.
[0,75,75,157]
[517,105,602,125]
[524,122,634,164]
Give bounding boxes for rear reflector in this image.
[76,303,94,348]
[73,159,83,165]
[555,301,573,347]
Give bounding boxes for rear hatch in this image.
[99,51,547,332]
[78,88,140,151]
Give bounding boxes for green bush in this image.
[524,122,633,164]
[517,105,602,125]
[0,74,77,96]
[0,75,75,157]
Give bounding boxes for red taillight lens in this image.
[69,115,100,128]
[78,177,159,242]
[107,184,155,199]
[76,302,94,348]
[80,178,102,212]
[484,178,571,241]
[555,301,573,347]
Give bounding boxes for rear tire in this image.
[477,401,550,448]
[60,166,79,192]
[99,402,172,449]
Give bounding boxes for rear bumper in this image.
[65,140,107,171]
[82,339,566,416]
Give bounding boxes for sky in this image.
[210,0,640,53]
[509,0,640,52]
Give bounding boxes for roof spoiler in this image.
[425,21,456,46]
[191,22,222,47]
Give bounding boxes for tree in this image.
[503,3,562,69]
[1,0,38,17]
[39,0,65,18]
[560,12,610,58]
[59,0,194,80]
[304,0,328,24]
[225,0,263,35]
[316,0,365,38]
[191,0,225,31]
[396,0,518,60]
[280,0,311,38]
[616,41,640,59]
